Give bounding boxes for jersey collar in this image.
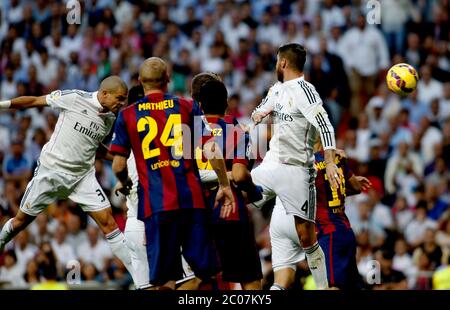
[283,75,305,87]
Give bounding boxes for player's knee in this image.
[232,169,248,184]
[103,216,119,234]
[90,209,118,234]
[13,211,35,231]
[294,218,316,247]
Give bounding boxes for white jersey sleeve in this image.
[252,82,282,116]
[286,81,336,150]
[46,90,78,111]
[126,151,139,218]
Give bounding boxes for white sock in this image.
[0,218,15,252]
[270,283,286,290]
[106,229,136,281]
[304,241,328,289]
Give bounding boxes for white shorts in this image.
[251,161,317,222]
[20,163,110,216]
[270,198,305,271]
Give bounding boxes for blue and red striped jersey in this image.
[110,92,211,220]
[314,151,354,235]
[198,115,252,222]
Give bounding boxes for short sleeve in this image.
[45,90,78,111]
[109,111,131,157]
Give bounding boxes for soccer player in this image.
[119,85,195,289]
[119,84,150,289]
[193,78,263,290]
[269,144,371,290]
[251,43,342,289]
[0,76,136,277]
[110,57,235,289]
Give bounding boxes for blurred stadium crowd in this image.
[0,0,449,289]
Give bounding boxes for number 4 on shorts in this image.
[301,200,308,214]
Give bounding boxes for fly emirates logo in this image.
[73,121,103,141]
[273,102,293,122]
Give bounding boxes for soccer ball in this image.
[386,63,419,96]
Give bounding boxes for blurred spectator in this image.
[413,228,443,270]
[405,202,438,247]
[374,250,408,290]
[51,222,76,268]
[66,213,88,255]
[23,259,40,285]
[2,139,32,192]
[380,0,411,55]
[419,116,443,166]
[1,65,17,100]
[14,230,38,276]
[29,213,52,245]
[384,141,423,198]
[404,32,424,69]
[413,251,433,290]
[76,225,112,272]
[401,90,429,126]
[392,196,415,234]
[31,243,67,290]
[0,249,24,286]
[338,14,389,116]
[33,47,58,87]
[221,8,249,52]
[436,218,450,264]
[393,238,417,288]
[417,65,444,106]
[352,199,386,247]
[432,256,450,289]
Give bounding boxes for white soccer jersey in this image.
[41,90,116,176]
[126,151,139,219]
[252,77,335,166]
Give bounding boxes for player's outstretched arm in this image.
[203,141,236,218]
[348,175,372,192]
[112,154,132,196]
[231,163,263,203]
[96,143,114,161]
[0,96,48,110]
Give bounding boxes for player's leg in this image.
[69,171,135,279]
[1,164,60,252]
[294,216,328,289]
[275,165,328,289]
[249,162,277,208]
[87,207,136,279]
[321,229,362,290]
[125,217,150,289]
[123,186,151,289]
[180,208,220,290]
[143,211,184,290]
[273,268,296,290]
[270,199,305,289]
[317,233,334,287]
[0,210,35,252]
[212,220,262,290]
